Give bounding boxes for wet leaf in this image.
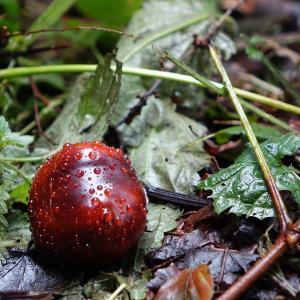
[138,203,182,252]
[0,117,31,239]
[146,229,258,286]
[134,203,182,272]
[119,97,210,194]
[147,263,180,293]
[198,133,300,219]
[213,123,282,145]
[153,264,214,300]
[112,0,236,125]
[0,249,77,293]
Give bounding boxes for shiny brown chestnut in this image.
[28,141,147,266]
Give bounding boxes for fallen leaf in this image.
[146,229,258,286]
[119,97,210,194]
[0,249,78,293]
[153,264,214,300]
[199,133,300,219]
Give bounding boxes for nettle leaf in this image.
[0,116,24,150]
[198,134,300,219]
[119,97,210,194]
[0,116,30,239]
[37,54,122,149]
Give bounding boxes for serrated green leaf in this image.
[119,97,210,194]
[0,116,27,151]
[0,116,30,240]
[198,133,300,219]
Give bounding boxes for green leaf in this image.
[112,0,236,125]
[214,123,282,145]
[0,0,21,32]
[0,116,23,150]
[134,202,182,272]
[139,203,182,252]
[37,54,122,148]
[198,133,300,219]
[10,181,31,204]
[0,116,30,239]
[119,97,210,194]
[29,0,77,31]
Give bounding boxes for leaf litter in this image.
[1,0,300,299]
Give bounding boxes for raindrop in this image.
[53,206,60,213]
[104,188,112,197]
[126,205,133,213]
[91,197,100,207]
[97,185,103,190]
[76,170,84,177]
[104,211,113,222]
[75,152,82,160]
[63,175,71,182]
[63,143,71,149]
[121,166,128,173]
[94,167,101,174]
[64,155,71,162]
[89,188,95,194]
[88,151,97,160]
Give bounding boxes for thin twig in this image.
[8,26,138,40]
[209,45,291,230]
[203,0,242,43]
[29,76,49,105]
[29,77,55,145]
[107,283,127,300]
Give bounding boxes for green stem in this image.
[108,283,127,300]
[239,99,292,132]
[161,50,293,131]
[0,152,54,163]
[1,64,300,115]
[209,45,291,231]
[121,14,210,63]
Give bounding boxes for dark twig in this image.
[194,0,243,47]
[29,77,55,145]
[29,76,49,106]
[7,26,138,40]
[145,185,209,209]
[218,247,229,289]
[208,46,300,300]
